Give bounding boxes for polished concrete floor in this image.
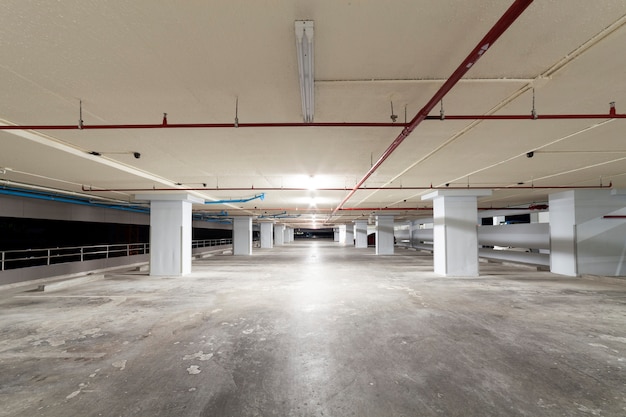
[1,240,625,417]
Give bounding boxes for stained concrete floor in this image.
[1,240,625,417]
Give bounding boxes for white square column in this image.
[274,224,285,245]
[333,227,340,242]
[136,193,204,277]
[354,220,368,248]
[260,222,274,249]
[233,216,252,255]
[345,227,354,246]
[338,225,347,244]
[423,189,492,276]
[376,215,394,255]
[550,189,626,276]
[284,226,291,244]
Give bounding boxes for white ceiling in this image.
[1,1,626,227]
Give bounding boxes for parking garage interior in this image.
[1,1,626,416]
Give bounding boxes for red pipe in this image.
[0,122,405,130]
[3,113,626,131]
[82,184,610,192]
[425,113,626,120]
[331,0,534,215]
[2,113,625,131]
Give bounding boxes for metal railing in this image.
[1,238,233,271]
[192,238,232,249]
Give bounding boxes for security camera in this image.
[133,152,141,159]
[526,151,534,158]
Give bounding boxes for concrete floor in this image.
[1,240,625,417]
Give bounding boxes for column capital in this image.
[422,189,492,201]
[135,193,205,204]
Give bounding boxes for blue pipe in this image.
[204,193,264,204]
[0,187,150,214]
[193,211,232,224]
[258,211,301,219]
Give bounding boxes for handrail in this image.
[191,238,233,249]
[0,239,232,271]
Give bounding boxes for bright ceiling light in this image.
[295,20,314,123]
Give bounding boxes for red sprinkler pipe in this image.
[1,112,626,131]
[424,113,626,120]
[0,122,406,130]
[82,184,611,192]
[331,0,534,215]
[5,113,626,131]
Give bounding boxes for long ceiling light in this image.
[295,20,314,123]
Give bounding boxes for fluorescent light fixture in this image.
[295,20,314,123]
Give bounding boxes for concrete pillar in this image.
[376,215,394,255]
[338,225,347,244]
[422,189,492,276]
[274,224,285,246]
[550,189,626,276]
[232,217,252,255]
[290,228,294,242]
[345,227,354,246]
[354,220,368,248]
[260,222,273,249]
[333,228,339,242]
[284,226,291,244]
[135,193,204,276]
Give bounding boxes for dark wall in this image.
[0,217,149,251]
[0,216,232,251]
[192,227,233,240]
[294,228,334,239]
[504,214,531,224]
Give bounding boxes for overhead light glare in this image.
[295,20,314,123]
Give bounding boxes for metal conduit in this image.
[1,111,625,131]
[331,0,535,215]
